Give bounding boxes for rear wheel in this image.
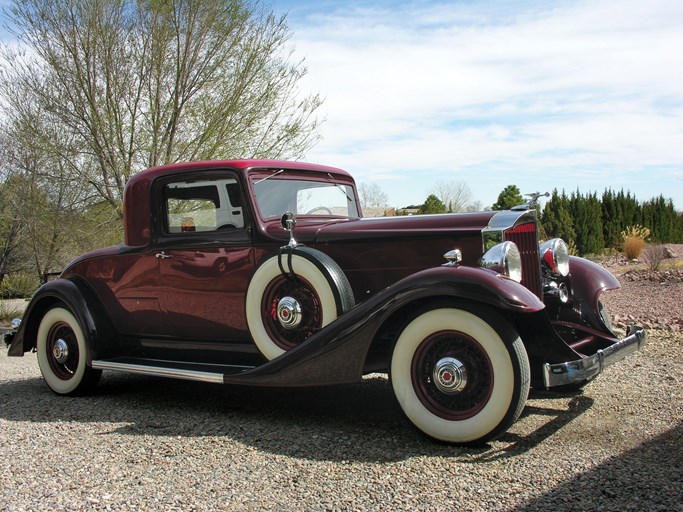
[36,306,101,395]
[391,306,529,444]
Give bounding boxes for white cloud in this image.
[282,0,683,208]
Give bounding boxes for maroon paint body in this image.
[8,159,634,390]
[60,160,501,343]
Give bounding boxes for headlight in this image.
[540,238,570,276]
[480,241,523,283]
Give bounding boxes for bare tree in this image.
[358,182,389,209]
[465,200,485,212]
[432,180,474,213]
[1,0,322,216]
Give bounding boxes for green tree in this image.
[642,195,681,243]
[492,185,523,211]
[601,190,620,249]
[569,190,604,255]
[1,0,322,217]
[0,179,25,280]
[419,194,447,214]
[542,189,575,244]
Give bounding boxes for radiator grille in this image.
[505,222,542,298]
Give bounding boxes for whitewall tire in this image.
[36,306,101,395]
[391,306,529,444]
[246,247,354,360]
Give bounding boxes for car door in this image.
[153,172,255,341]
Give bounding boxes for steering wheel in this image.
[305,206,333,215]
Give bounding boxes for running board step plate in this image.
[91,359,254,384]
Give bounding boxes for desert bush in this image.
[641,244,668,271]
[0,273,40,299]
[621,225,650,260]
[0,300,25,324]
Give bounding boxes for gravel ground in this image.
[2,266,682,511]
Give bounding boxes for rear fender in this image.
[8,277,115,360]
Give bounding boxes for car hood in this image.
[313,211,498,243]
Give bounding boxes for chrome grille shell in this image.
[504,223,542,297]
[483,210,542,298]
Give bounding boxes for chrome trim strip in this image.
[91,360,225,384]
[543,327,647,388]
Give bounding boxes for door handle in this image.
[155,251,173,259]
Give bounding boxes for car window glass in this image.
[164,178,244,233]
[253,179,359,219]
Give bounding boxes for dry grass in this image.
[621,225,650,260]
[0,300,25,325]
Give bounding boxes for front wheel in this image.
[391,306,529,444]
[36,306,101,395]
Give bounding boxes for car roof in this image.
[127,159,352,187]
[122,160,353,247]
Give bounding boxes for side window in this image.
[226,182,242,207]
[164,178,244,233]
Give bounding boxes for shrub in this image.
[0,300,25,324]
[641,244,668,271]
[621,225,650,260]
[0,273,40,299]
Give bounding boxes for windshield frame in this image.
[248,170,361,221]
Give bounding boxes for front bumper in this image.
[543,325,647,388]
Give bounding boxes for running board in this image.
[91,360,251,384]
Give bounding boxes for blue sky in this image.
[269,0,683,209]
[2,0,682,209]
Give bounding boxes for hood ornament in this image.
[512,191,549,211]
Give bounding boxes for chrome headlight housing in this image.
[540,238,570,276]
[480,241,523,283]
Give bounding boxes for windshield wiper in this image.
[326,173,353,203]
[254,169,285,185]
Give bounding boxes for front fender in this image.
[403,266,546,313]
[567,256,621,332]
[223,265,544,387]
[569,256,621,303]
[7,277,114,360]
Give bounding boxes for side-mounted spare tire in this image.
[246,246,355,360]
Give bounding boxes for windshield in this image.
[252,177,360,219]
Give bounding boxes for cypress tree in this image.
[542,189,576,244]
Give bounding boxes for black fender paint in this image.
[7,277,116,360]
[222,265,547,387]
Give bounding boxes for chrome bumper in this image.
[543,326,647,388]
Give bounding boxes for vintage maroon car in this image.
[6,160,646,443]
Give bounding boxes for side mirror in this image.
[280,211,297,248]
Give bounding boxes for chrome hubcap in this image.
[277,296,302,329]
[52,338,70,364]
[433,357,468,394]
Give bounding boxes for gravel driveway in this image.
[1,272,682,511]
